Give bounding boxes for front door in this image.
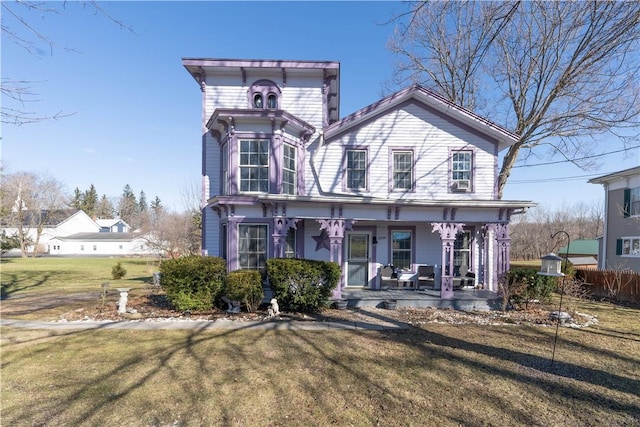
[346,232,370,287]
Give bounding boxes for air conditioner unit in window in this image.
[452,180,470,191]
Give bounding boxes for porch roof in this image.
[208,194,535,211]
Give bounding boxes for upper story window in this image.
[451,150,473,192]
[249,79,281,110]
[283,143,296,195]
[623,187,640,217]
[345,149,368,190]
[392,150,413,191]
[239,140,269,193]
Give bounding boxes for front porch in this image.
[341,288,501,311]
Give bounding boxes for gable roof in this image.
[95,219,130,228]
[323,85,519,151]
[588,166,640,184]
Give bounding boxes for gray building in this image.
[589,166,640,272]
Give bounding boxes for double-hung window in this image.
[346,149,367,190]
[392,150,413,191]
[623,187,640,217]
[391,230,412,270]
[454,230,471,274]
[238,224,268,272]
[283,143,296,195]
[452,151,472,191]
[284,229,296,258]
[617,237,640,256]
[239,140,269,193]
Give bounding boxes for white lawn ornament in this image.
[267,298,280,318]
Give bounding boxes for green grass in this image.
[1,257,158,296]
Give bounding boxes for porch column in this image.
[486,223,511,278]
[272,217,299,258]
[431,222,465,299]
[317,219,355,298]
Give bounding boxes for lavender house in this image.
[183,58,534,299]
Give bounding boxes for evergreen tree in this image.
[83,184,98,217]
[138,190,148,212]
[117,184,138,225]
[69,187,83,211]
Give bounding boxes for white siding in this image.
[313,102,498,201]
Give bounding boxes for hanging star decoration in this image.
[312,229,331,251]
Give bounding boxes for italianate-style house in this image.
[183,58,535,299]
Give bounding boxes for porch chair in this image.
[417,265,435,289]
[380,266,399,289]
[454,265,469,290]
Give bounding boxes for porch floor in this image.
[340,288,501,311]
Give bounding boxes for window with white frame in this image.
[454,230,471,273]
[392,150,413,191]
[624,187,640,217]
[285,228,296,258]
[283,143,296,195]
[618,237,640,256]
[452,151,472,191]
[239,140,269,192]
[238,224,268,271]
[346,149,367,190]
[391,230,412,270]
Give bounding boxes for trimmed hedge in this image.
[267,258,340,312]
[226,270,264,313]
[159,255,227,311]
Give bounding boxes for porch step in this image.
[341,289,501,311]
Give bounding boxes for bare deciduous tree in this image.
[389,1,640,198]
[1,1,133,125]
[1,171,68,257]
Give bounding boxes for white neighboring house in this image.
[49,232,157,256]
[2,209,158,256]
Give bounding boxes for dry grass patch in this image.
[2,299,639,427]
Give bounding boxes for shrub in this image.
[159,255,227,311]
[500,267,557,310]
[111,262,127,280]
[267,258,340,312]
[226,270,264,312]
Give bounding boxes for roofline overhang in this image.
[207,194,536,210]
[207,109,316,138]
[588,165,640,184]
[323,85,519,151]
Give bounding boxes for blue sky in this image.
[3,1,638,213]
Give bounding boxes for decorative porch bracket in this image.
[485,223,511,281]
[272,217,300,258]
[317,218,355,298]
[431,222,465,299]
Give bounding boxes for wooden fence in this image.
[576,268,640,305]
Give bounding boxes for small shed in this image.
[568,256,598,270]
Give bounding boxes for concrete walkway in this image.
[0,316,410,332]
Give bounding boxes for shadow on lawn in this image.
[0,272,58,300]
[3,308,639,426]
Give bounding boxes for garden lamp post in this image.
[537,230,570,368]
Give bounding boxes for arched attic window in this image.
[249,79,281,109]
